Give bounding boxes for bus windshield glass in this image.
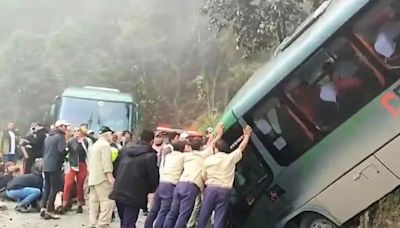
[59,97,131,132]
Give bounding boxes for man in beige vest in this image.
[88,126,115,228]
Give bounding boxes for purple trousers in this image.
[163,182,200,228]
[197,186,231,228]
[144,182,176,228]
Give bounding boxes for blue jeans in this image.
[3,154,17,163]
[6,187,42,207]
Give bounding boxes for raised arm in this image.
[206,123,224,149]
[19,138,30,159]
[238,126,252,153]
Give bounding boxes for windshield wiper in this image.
[87,110,94,127]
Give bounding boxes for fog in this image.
[0,0,247,130]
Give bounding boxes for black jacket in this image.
[6,173,43,190]
[109,141,159,208]
[24,128,48,159]
[0,174,13,191]
[66,137,89,168]
[43,129,66,172]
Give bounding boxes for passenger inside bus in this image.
[249,35,385,166]
[287,37,382,133]
[354,0,400,67]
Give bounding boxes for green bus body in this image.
[222,0,400,227]
[52,86,139,133]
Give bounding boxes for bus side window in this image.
[354,0,400,68]
[287,37,382,133]
[250,36,390,166]
[246,97,314,166]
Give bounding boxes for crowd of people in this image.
[0,120,252,228]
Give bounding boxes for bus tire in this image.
[299,213,337,228]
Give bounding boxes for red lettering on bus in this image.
[380,92,400,117]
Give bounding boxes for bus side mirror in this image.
[50,104,56,116]
[135,108,140,129]
[50,96,60,118]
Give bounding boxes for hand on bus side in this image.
[243,126,252,137]
[216,123,224,136]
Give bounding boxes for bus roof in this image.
[224,0,369,125]
[62,87,135,103]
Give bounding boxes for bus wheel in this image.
[300,213,337,228]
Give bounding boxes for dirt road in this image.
[0,200,146,228]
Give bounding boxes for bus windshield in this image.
[59,97,132,133]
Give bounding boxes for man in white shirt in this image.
[197,125,252,228]
[0,122,19,163]
[144,139,191,228]
[163,124,224,228]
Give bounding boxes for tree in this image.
[201,0,315,58]
[0,0,266,132]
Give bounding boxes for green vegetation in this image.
[0,0,317,132]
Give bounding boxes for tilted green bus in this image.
[51,86,139,133]
[222,0,400,227]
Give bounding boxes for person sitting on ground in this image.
[6,161,43,212]
[0,164,20,192]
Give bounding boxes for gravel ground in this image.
[0,200,146,228]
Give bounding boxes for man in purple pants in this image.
[163,124,224,228]
[144,140,191,228]
[197,125,252,228]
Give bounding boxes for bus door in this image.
[222,122,275,227]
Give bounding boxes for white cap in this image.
[179,132,189,139]
[55,120,70,127]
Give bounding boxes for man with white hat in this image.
[88,126,115,228]
[40,120,69,219]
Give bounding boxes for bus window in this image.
[248,36,388,166]
[354,0,400,68]
[287,37,382,132]
[245,97,315,166]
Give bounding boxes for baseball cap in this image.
[99,126,114,135]
[179,132,189,139]
[55,120,70,127]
